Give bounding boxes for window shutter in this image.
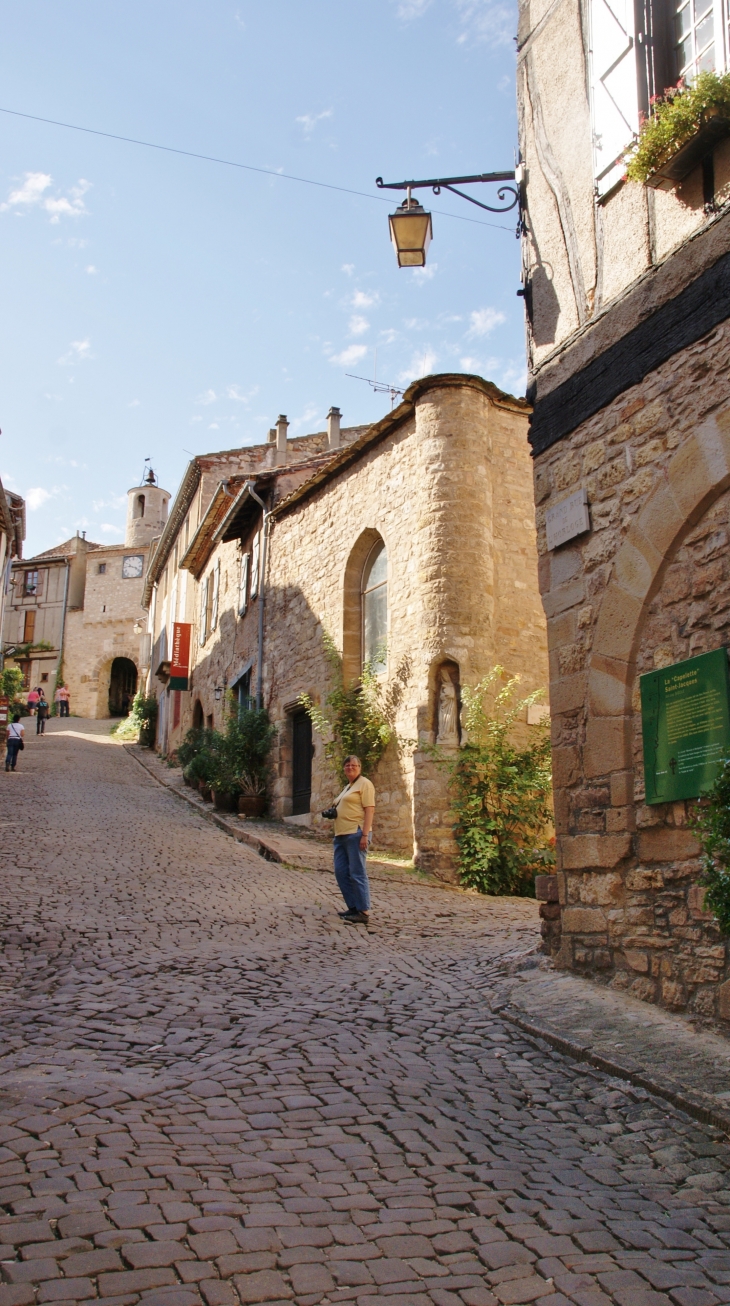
[34,570,45,598]
[239,553,250,616]
[211,560,220,631]
[589,0,640,197]
[251,532,260,599]
[199,577,208,646]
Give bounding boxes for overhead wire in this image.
[0,105,516,234]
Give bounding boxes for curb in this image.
[497,1003,730,1135]
[123,743,458,892]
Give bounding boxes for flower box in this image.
[645,111,730,189]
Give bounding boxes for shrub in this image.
[0,666,26,716]
[625,71,730,184]
[691,758,730,935]
[432,667,554,897]
[208,708,277,798]
[299,632,412,780]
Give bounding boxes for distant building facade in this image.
[518,0,730,1013]
[143,375,549,875]
[2,476,169,715]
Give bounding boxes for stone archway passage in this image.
[108,656,138,717]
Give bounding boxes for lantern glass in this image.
[388,202,433,267]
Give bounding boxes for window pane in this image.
[676,2,692,36]
[696,0,713,20]
[364,543,387,591]
[699,37,716,65]
[364,583,387,672]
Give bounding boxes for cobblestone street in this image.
[2,722,730,1306]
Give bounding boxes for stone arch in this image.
[90,649,140,719]
[192,699,204,730]
[586,409,730,779]
[342,527,387,684]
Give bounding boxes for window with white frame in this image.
[675,0,723,78]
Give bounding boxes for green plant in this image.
[208,708,276,797]
[431,667,554,897]
[299,632,412,779]
[691,758,730,934]
[0,665,25,707]
[625,71,730,183]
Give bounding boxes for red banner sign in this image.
[169,622,192,690]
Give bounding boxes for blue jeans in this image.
[5,741,20,770]
[333,829,371,913]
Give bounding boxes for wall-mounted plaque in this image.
[640,647,730,804]
[545,488,591,551]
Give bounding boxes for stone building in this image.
[143,374,548,874]
[2,476,169,715]
[518,0,730,1012]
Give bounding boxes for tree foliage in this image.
[176,707,276,799]
[625,71,730,183]
[433,667,554,897]
[299,632,412,780]
[691,758,730,935]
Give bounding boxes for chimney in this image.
[276,414,289,467]
[327,406,342,450]
[267,428,277,444]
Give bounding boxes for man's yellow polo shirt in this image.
[334,776,375,836]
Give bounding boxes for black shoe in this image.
[342,911,369,925]
[338,910,354,917]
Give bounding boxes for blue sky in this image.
[0,1,524,556]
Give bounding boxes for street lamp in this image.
[376,169,523,267]
[388,189,433,268]
[214,685,223,702]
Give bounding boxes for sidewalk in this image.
[126,737,730,1134]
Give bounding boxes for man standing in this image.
[55,684,70,717]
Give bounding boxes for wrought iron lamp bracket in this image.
[376,171,521,216]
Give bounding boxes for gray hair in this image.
[343,755,361,766]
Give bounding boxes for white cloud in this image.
[352,290,378,308]
[404,316,429,330]
[226,384,259,404]
[208,422,220,430]
[348,315,369,337]
[455,0,514,46]
[128,399,140,408]
[1,173,91,223]
[100,523,123,535]
[341,263,355,276]
[398,349,437,384]
[196,388,217,405]
[290,404,320,435]
[26,487,52,511]
[86,265,98,275]
[57,338,92,366]
[329,344,368,368]
[295,108,333,138]
[459,356,482,371]
[93,494,126,512]
[4,172,51,206]
[379,328,398,345]
[412,263,438,281]
[467,307,506,337]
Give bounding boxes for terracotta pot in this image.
[212,789,239,813]
[199,782,212,802]
[238,794,266,818]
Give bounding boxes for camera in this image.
[321,806,338,820]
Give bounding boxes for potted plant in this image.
[625,71,730,189]
[238,772,268,818]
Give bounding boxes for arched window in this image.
[134,494,145,519]
[362,541,387,672]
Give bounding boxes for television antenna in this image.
[346,348,404,408]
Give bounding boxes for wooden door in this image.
[292,711,312,816]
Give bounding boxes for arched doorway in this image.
[192,699,204,730]
[109,657,138,716]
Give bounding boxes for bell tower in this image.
[125,469,170,548]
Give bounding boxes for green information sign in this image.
[640,646,730,804]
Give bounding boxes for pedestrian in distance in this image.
[5,714,24,771]
[36,692,49,735]
[322,754,375,926]
[54,683,70,717]
[26,687,39,716]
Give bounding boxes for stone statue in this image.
[436,668,460,747]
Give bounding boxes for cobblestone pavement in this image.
[2,721,730,1306]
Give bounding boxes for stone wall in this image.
[155,376,548,878]
[64,546,149,718]
[534,319,730,1017]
